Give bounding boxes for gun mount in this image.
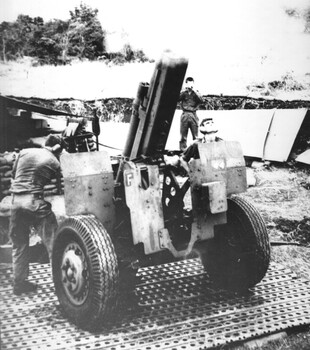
[51,51,270,330]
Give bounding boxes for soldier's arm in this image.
[55,168,63,195]
[180,142,199,173]
[55,161,63,195]
[11,153,20,179]
[51,158,62,194]
[179,90,186,101]
[179,157,190,173]
[193,90,204,104]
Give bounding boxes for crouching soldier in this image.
[9,135,64,295]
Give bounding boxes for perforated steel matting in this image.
[1,260,310,350]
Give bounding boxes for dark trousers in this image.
[9,194,58,285]
[180,111,199,151]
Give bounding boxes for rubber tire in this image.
[199,196,270,291]
[52,215,119,330]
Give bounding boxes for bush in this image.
[268,72,306,91]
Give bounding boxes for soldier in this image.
[9,134,63,295]
[180,117,222,172]
[179,77,204,151]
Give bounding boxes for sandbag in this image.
[44,189,59,196]
[2,153,17,166]
[0,165,11,173]
[43,184,58,191]
[0,195,12,217]
[4,170,12,178]
[0,177,11,185]
[0,158,8,166]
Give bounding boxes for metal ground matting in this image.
[1,260,310,350]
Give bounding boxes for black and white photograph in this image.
[0,0,310,349]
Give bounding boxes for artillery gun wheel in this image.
[52,215,118,330]
[199,196,270,291]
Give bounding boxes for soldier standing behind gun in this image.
[9,135,63,295]
[179,117,222,173]
[179,77,204,151]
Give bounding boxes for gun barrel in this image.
[129,51,188,160]
[140,53,188,157]
[122,82,149,158]
[117,51,188,185]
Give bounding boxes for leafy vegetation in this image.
[268,71,306,91]
[0,2,150,65]
[305,7,310,33]
[285,5,310,33]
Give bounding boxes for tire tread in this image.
[52,215,118,329]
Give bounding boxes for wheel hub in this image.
[61,242,89,305]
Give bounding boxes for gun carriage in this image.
[52,52,270,329]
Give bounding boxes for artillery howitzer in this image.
[51,52,270,330]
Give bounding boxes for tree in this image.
[15,15,36,56]
[68,3,105,60]
[304,6,310,33]
[32,19,69,64]
[0,22,10,61]
[0,15,46,61]
[0,4,106,63]
[0,21,25,60]
[0,2,150,65]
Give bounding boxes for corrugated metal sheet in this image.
[199,109,274,159]
[263,109,307,162]
[167,109,307,162]
[296,149,310,165]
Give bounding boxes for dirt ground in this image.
[242,162,310,277]
[226,162,310,350]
